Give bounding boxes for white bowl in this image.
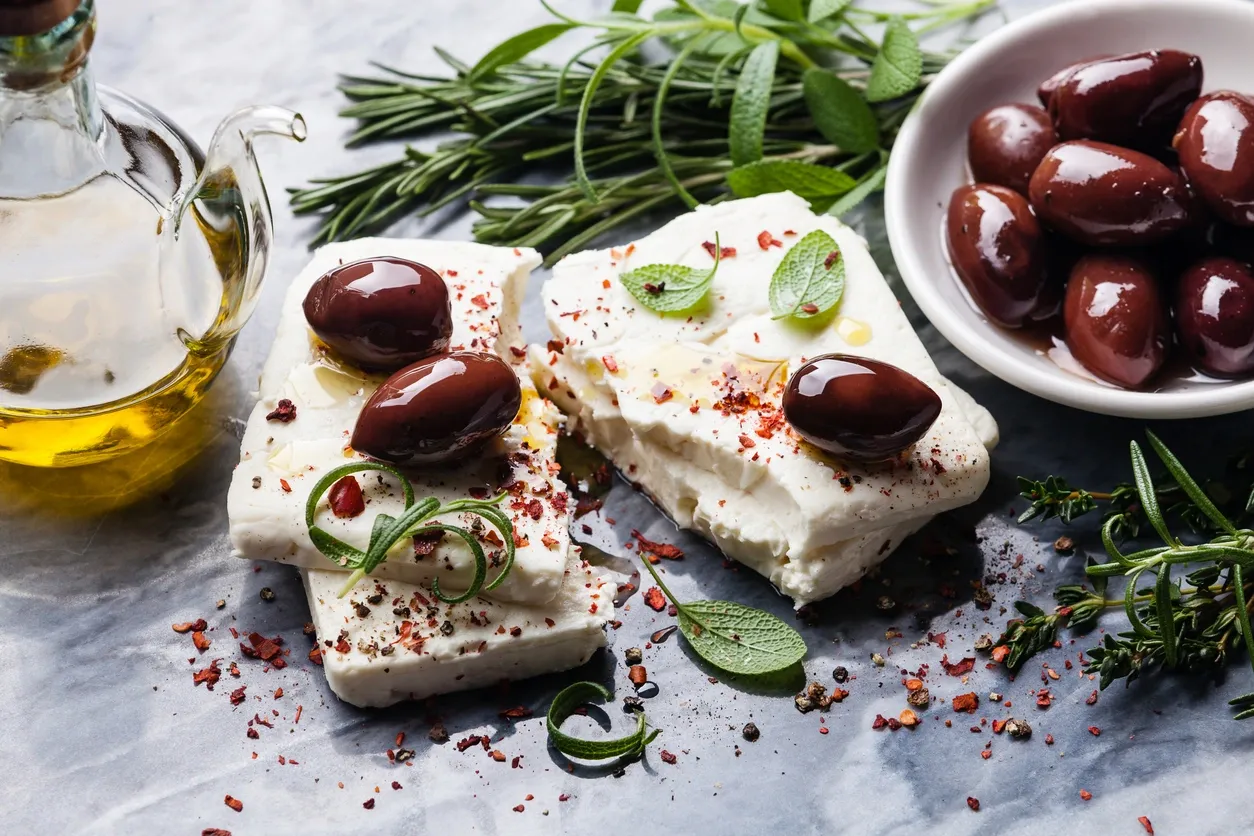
[885,0,1254,419]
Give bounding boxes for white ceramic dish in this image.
[885,0,1254,419]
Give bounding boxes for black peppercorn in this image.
[833,666,849,683]
[742,722,760,742]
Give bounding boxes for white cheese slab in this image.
[304,545,613,708]
[533,193,998,606]
[227,239,575,606]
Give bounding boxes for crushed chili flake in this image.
[500,706,533,721]
[193,660,222,690]
[952,692,979,713]
[470,294,489,309]
[992,719,1007,734]
[966,797,980,812]
[490,750,507,762]
[1036,690,1052,709]
[823,250,842,270]
[1138,816,1154,834]
[230,686,247,706]
[308,646,323,666]
[513,805,525,813]
[800,303,819,315]
[363,798,376,810]
[980,750,991,760]
[192,631,211,652]
[601,355,619,373]
[1080,790,1092,801]
[643,587,667,612]
[871,714,888,730]
[942,655,975,676]
[757,230,782,250]
[265,399,296,423]
[631,530,684,561]
[1085,689,1099,706]
[173,619,207,634]
[279,478,292,493]
[659,749,677,765]
[202,830,232,836]
[991,645,1010,664]
[1088,726,1101,736]
[329,475,366,518]
[295,705,303,724]
[413,528,445,557]
[650,382,673,404]
[224,795,243,813]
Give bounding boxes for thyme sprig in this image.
[1009,432,1254,717]
[305,462,515,601]
[290,0,995,263]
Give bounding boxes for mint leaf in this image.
[768,229,845,319]
[642,559,807,676]
[468,23,575,80]
[762,0,804,21]
[825,162,887,217]
[547,681,660,761]
[729,41,779,167]
[727,159,855,211]
[865,16,922,102]
[611,0,644,11]
[802,68,880,153]
[808,0,851,23]
[620,233,722,314]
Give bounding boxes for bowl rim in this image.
[884,0,1254,419]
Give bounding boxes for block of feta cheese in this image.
[304,544,613,707]
[227,239,574,606]
[532,192,998,607]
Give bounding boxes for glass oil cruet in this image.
[0,0,304,467]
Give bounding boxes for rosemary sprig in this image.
[547,680,661,762]
[305,462,515,601]
[290,0,995,263]
[1009,432,1254,718]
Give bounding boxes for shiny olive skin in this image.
[1064,254,1169,388]
[1174,91,1254,226]
[1175,256,1254,377]
[303,257,452,371]
[351,352,522,466]
[1049,49,1203,145]
[1037,56,1109,107]
[967,104,1058,194]
[782,355,942,463]
[946,184,1049,327]
[1028,141,1191,246]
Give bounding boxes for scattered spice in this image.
[631,529,684,560]
[952,693,979,713]
[624,647,643,665]
[742,722,760,742]
[224,795,243,813]
[643,587,667,612]
[329,475,366,518]
[192,631,211,652]
[363,799,375,810]
[173,619,207,634]
[898,709,919,728]
[1004,718,1031,739]
[1088,726,1102,737]
[1080,790,1092,801]
[659,749,678,765]
[966,797,980,812]
[259,587,275,602]
[628,665,648,687]
[1138,816,1154,834]
[942,655,975,676]
[832,666,849,683]
[265,399,297,423]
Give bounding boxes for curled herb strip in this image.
[305,462,514,601]
[641,557,806,676]
[547,681,660,761]
[620,231,722,314]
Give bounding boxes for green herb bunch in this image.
[1009,432,1254,719]
[290,0,994,264]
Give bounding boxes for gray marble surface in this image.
[4,1,1254,834]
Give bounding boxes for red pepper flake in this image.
[1088,726,1102,736]
[329,475,366,519]
[279,478,292,493]
[871,714,888,730]
[224,795,243,813]
[173,619,207,634]
[266,399,297,423]
[1045,733,1054,745]
[659,749,677,764]
[246,728,259,740]
[245,632,283,662]
[413,528,445,557]
[966,797,980,812]
[757,230,782,250]
[738,434,757,449]
[800,303,819,315]
[941,655,975,676]
[295,705,303,724]
[951,692,979,713]
[631,530,684,561]
[980,750,991,760]
[193,660,222,690]
[513,805,525,813]
[499,706,533,721]
[192,631,211,652]
[273,687,284,699]
[642,282,665,295]
[1138,816,1154,834]
[643,586,667,612]
[230,686,247,706]
[456,735,484,752]
[701,241,737,259]
[992,719,1007,734]
[818,726,829,735]
[508,345,526,359]
[202,830,232,836]
[308,646,323,666]
[363,798,376,810]
[1080,790,1092,801]
[559,793,570,802]
[1085,689,1098,706]
[470,294,490,309]
[601,355,619,373]
[628,665,648,687]
[823,250,842,270]
[991,645,1010,664]
[650,382,673,404]
[490,750,507,762]
[1036,690,1052,709]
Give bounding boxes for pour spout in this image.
[168,105,306,353]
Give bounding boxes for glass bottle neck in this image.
[0,0,103,198]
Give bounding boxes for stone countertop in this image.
[3,1,1253,834]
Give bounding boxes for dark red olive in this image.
[1174,91,1254,227]
[351,352,521,466]
[303,257,452,371]
[1049,49,1202,145]
[782,355,941,463]
[967,104,1058,194]
[1175,256,1254,377]
[1064,254,1168,388]
[946,184,1049,327]
[1037,56,1109,107]
[1028,141,1191,246]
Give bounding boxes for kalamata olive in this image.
[1028,141,1191,246]
[1063,254,1168,388]
[303,257,452,371]
[967,104,1058,194]
[1036,56,1109,107]
[946,184,1049,327]
[351,352,521,466]
[1049,49,1203,145]
[1174,91,1254,226]
[782,355,942,462]
[1175,256,1254,377]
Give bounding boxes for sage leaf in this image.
[727,159,855,210]
[620,233,722,314]
[547,681,660,761]
[803,67,880,153]
[808,0,851,23]
[729,41,779,166]
[865,16,922,102]
[825,162,887,218]
[642,559,807,676]
[762,0,804,21]
[768,229,845,319]
[468,23,575,80]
